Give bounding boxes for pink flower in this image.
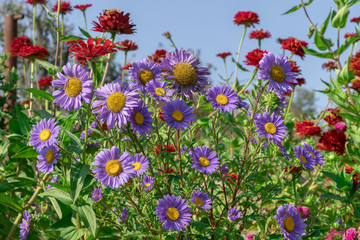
[325,229,343,240]
[334,122,347,131]
[296,206,310,219]
[246,234,254,240]
[343,228,357,240]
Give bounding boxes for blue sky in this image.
[54,0,360,111]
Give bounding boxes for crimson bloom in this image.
[350,51,360,77]
[26,0,46,5]
[244,49,268,68]
[345,166,359,184]
[350,17,360,23]
[122,63,132,71]
[92,9,136,35]
[148,49,167,63]
[323,109,344,126]
[317,130,347,155]
[233,11,259,27]
[17,46,49,61]
[10,36,32,56]
[351,77,360,91]
[278,37,308,59]
[74,4,92,11]
[117,40,138,51]
[322,61,338,71]
[295,120,321,137]
[216,52,231,59]
[249,29,271,40]
[293,78,305,86]
[289,60,301,74]
[39,76,53,87]
[52,1,72,15]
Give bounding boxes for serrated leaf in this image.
[0,193,23,212]
[77,204,96,236]
[25,88,54,102]
[79,27,91,38]
[70,161,90,202]
[11,146,38,159]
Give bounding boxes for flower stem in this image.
[82,11,88,31]
[29,61,35,115]
[223,59,229,85]
[53,0,61,117]
[100,33,116,87]
[121,51,128,85]
[59,14,64,67]
[32,4,37,46]
[238,68,258,95]
[293,176,297,206]
[233,26,247,88]
[284,90,294,121]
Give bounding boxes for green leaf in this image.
[15,108,31,135]
[77,204,96,236]
[63,129,81,149]
[307,25,316,39]
[60,35,84,42]
[314,31,333,51]
[0,193,23,212]
[336,58,354,85]
[282,0,313,15]
[70,162,90,202]
[79,27,91,38]
[320,193,348,202]
[231,57,249,72]
[303,48,333,58]
[335,112,360,123]
[58,226,85,240]
[12,146,38,159]
[35,59,60,76]
[24,88,54,102]
[335,35,360,55]
[48,213,74,231]
[33,110,53,119]
[49,197,62,218]
[318,9,332,35]
[331,4,349,28]
[349,0,360,6]
[39,187,72,205]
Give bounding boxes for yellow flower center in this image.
[132,162,142,171]
[270,65,285,83]
[144,183,150,188]
[300,155,307,164]
[45,149,55,164]
[65,77,82,97]
[173,62,198,87]
[172,110,184,122]
[216,94,228,105]
[166,207,180,221]
[155,87,165,96]
[199,156,210,167]
[39,129,51,141]
[194,198,204,206]
[138,70,154,85]
[133,112,144,125]
[107,8,121,14]
[264,123,277,134]
[105,160,122,177]
[309,152,315,158]
[107,92,126,113]
[283,216,295,233]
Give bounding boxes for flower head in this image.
[189,146,220,175]
[191,190,212,210]
[17,46,49,61]
[254,111,287,145]
[244,49,268,68]
[228,206,242,222]
[36,145,61,173]
[46,176,58,190]
[74,4,92,11]
[145,79,174,103]
[118,208,129,222]
[141,175,155,191]
[206,84,244,112]
[19,210,30,240]
[92,9,136,35]
[324,108,344,126]
[148,49,167,63]
[39,76,53,88]
[131,153,149,176]
[322,61,338,71]
[351,17,360,23]
[334,121,347,131]
[10,36,32,56]
[274,204,307,240]
[233,11,259,27]
[29,118,60,152]
[294,120,321,137]
[317,130,347,155]
[26,0,46,5]
[52,1,72,15]
[303,142,325,166]
[91,188,102,202]
[162,99,196,130]
[294,145,316,171]
[296,206,310,219]
[249,29,271,40]
[216,52,231,59]
[344,33,360,41]
[128,59,162,93]
[117,40,138,51]
[129,101,154,136]
[278,37,308,59]
[350,52,360,76]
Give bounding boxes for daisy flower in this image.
[303,142,325,166]
[254,111,287,145]
[131,153,149,176]
[162,99,196,131]
[294,145,316,171]
[228,206,242,222]
[274,204,307,240]
[36,145,61,174]
[29,118,60,152]
[189,146,220,175]
[19,210,30,240]
[145,79,174,103]
[91,187,102,202]
[191,190,212,210]
[206,84,245,112]
[128,59,162,93]
[129,101,154,136]
[141,175,155,191]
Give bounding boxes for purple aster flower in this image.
[36,145,61,173]
[52,63,93,112]
[29,118,60,152]
[132,153,149,176]
[160,48,210,99]
[274,204,307,240]
[116,207,129,222]
[91,187,102,202]
[250,138,269,149]
[141,175,155,191]
[80,121,97,139]
[206,84,242,112]
[145,79,174,103]
[228,206,242,222]
[254,111,287,145]
[336,217,343,225]
[155,194,192,231]
[92,146,136,189]
[92,81,140,130]
[128,59,162,93]
[294,145,316,171]
[129,101,154,136]
[46,176,58,190]
[302,142,325,166]
[189,146,220,175]
[87,142,100,148]
[277,143,291,159]
[162,99,196,130]
[258,52,297,94]
[191,190,212,210]
[220,163,229,175]
[19,210,30,240]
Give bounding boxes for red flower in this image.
[350,77,360,91]
[194,210,200,215]
[350,17,360,23]
[322,61,338,71]
[117,40,138,51]
[249,29,271,40]
[293,78,305,86]
[69,38,116,64]
[295,120,321,137]
[52,1,72,15]
[10,36,32,56]
[284,166,302,174]
[158,110,166,121]
[153,144,176,155]
[289,60,301,74]
[344,33,358,39]
[122,63,132,71]
[74,4,92,11]
[20,99,30,107]
[244,49,268,68]
[26,0,46,5]
[39,76,53,87]
[278,37,308,59]
[17,46,49,61]
[345,166,359,184]
[92,9,136,35]
[317,130,347,155]
[223,173,238,183]
[349,51,360,77]
[323,108,343,126]
[148,49,167,63]
[216,52,231,59]
[233,11,259,27]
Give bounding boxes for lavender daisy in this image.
[19,210,30,240]
[91,187,102,202]
[92,146,136,189]
[80,121,97,139]
[274,204,307,240]
[294,145,316,171]
[145,79,174,103]
[141,175,155,191]
[117,207,129,222]
[189,146,220,175]
[92,81,140,130]
[277,143,291,159]
[128,59,162,93]
[29,118,60,152]
[52,63,93,111]
[129,101,154,136]
[36,145,61,174]
[162,99,196,130]
[228,206,242,222]
[258,52,297,94]
[206,84,242,112]
[303,142,325,166]
[132,153,149,176]
[46,176,58,190]
[155,194,192,231]
[191,190,212,210]
[161,48,210,99]
[254,111,287,145]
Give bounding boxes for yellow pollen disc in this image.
[144,183,150,188]
[283,216,295,233]
[309,152,315,158]
[39,129,51,141]
[264,123,277,134]
[270,65,285,83]
[107,92,126,113]
[45,150,55,164]
[199,156,210,167]
[166,207,180,221]
[194,198,204,206]
[105,160,123,177]
[300,155,307,164]
[216,94,228,105]
[172,110,184,122]
[173,62,198,87]
[65,77,82,97]
[134,112,144,125]
[132,162,142,171]
[155,87,165,96]
[107,8,121,14]
[138,70,154,85]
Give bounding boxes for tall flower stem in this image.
[29,61,35,115]
[82,11,88,31]
[293,176,297,206]
[53,0,61,117]
[238,68,258,94]
[223,59,229,85]
[176,130,184,188]
[32,4,37,45]
[284,91,294,121]
[233,26,247,88]
[100,33,116,87]
[59,14,65,67]
[121,51,128,85]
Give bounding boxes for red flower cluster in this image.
[278,37,308,59]
[295,120,321,137]
[350,17,360,23]
[52,1,72,15]
[216,52,231,59]
[322,61,338,71]
[294,78,306,86]
[233,11,259,27]
[117,40,138,51]
[153,144,176,155]
[39,76,53,87]
[74,4,92,11]
[122,63,132,71]
[148,49,167,63]
[344,33,359,40]
[26,0,46,5]
[317,130,347,155]
[249,29,271,40]
[92,9,136,35]
[10,36,32,56]
[289,60,301,73]
[351,77,360,91]
[17,46,49,61]
[20,99,30,106]
[284,166,302,174]
[349,51,360,77]
[223,173,238,183]
[323,109,343,126]
[69,38,116,64]
[345,166,359,184]
[244,49,268,68]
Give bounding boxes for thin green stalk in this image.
[223,58,229,85]
[53,0,61,117]
[100,33,116,87]
[29,61,35,115]
[284,91,294,121]
[258,39,261,49]
[59,14,64,67]
[32,4,37,45]
[238,68,258,94]
[82,11,88,31]
[169,38,177,49]
[233,26,247,88]
[293,176,297,206]
[121,51,128,85]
